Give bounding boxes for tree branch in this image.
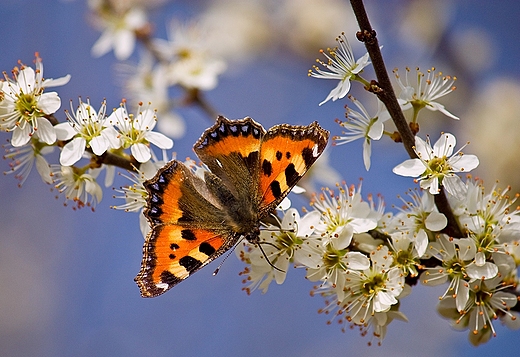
[350,0,416,159]
[350,0,463,238]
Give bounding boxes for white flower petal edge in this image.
[392,158,425,177]
[60,137,87,166]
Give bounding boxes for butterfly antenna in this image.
[257,242,285,273]
[213,237,244,276]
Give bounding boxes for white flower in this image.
[154,20,227,91]
[305,242,370,301]
[388,189,447,257]
[394,67,458,120]
[313,280,407,344]
[334,96,391,170]
[91,7,147,60]
[0,54,71,146]
[117,54,186,139]
[392,132,479,199]
[108,101,173,163]
[3,139,54,186]
[421,234,498,312]
[50,165,103,210]
[311,182,378,249]
[237,208,322,293]
[306,185,377,300]
[437,276,518,345]
[54,98,121,166]
[343,246,405,321]
[455,179,520,243]
[388,234,421,277]
[309,32,371,105]
[168,56,227,91]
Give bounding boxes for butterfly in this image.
[135,116,329,297]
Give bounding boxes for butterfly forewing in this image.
[194,116,265,203]
[258,121,329,214]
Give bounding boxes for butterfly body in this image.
[136,116,329,297]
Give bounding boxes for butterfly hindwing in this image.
[258,121,329,214]
[136,160,240,297]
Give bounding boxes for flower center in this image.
[395,249,419,277]
[423,156,451,181]
[361,273,386,296]
[274,231,301,260]
[444,259,466,278]
[322,245,347,271]
[15,93,43,121]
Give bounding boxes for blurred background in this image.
[1,0,519,356]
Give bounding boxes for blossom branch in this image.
[350,0,463,238]
[349,0,416,159]
[433,187,463,237]
[90,150,139,172]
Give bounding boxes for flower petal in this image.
[35,154,53,184]
[90,135,109,156]
[433,133,456,157]
[428,101,459,120]
[392,158,425,177]
[63,138,87,165]
[60,137,86,166]
[362,139,372,171]
[414,135,431,159]
[442,175,467,200]
[414,229,428,257]
[135,109,157,130]
[114,29,135,60]
[101,126,121,149]
[319,79,351,106]
[38,92,62,114]
[131,143,151,163]
[425,211,447,232]
[466,262,498,280]
[345,251,370,270]
[91,30,114,58]
[145,130,173,149]
[43,74,71,88]
[54,122,76,141]
[450,154,479,172]
[34,117,57,145]
[17,67,36,93]
[11,126,31,147]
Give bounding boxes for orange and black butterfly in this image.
[135,116,329,297]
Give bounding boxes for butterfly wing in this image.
[258,121,329,215]
[194,116,266,227]
[135,160,240,297]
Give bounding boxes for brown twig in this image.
[350,0,463,238]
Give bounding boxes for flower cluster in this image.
[228,31,520,346]
[237,176,520,345]
[1,55,173,210]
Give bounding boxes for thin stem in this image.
[350,0,463,238]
